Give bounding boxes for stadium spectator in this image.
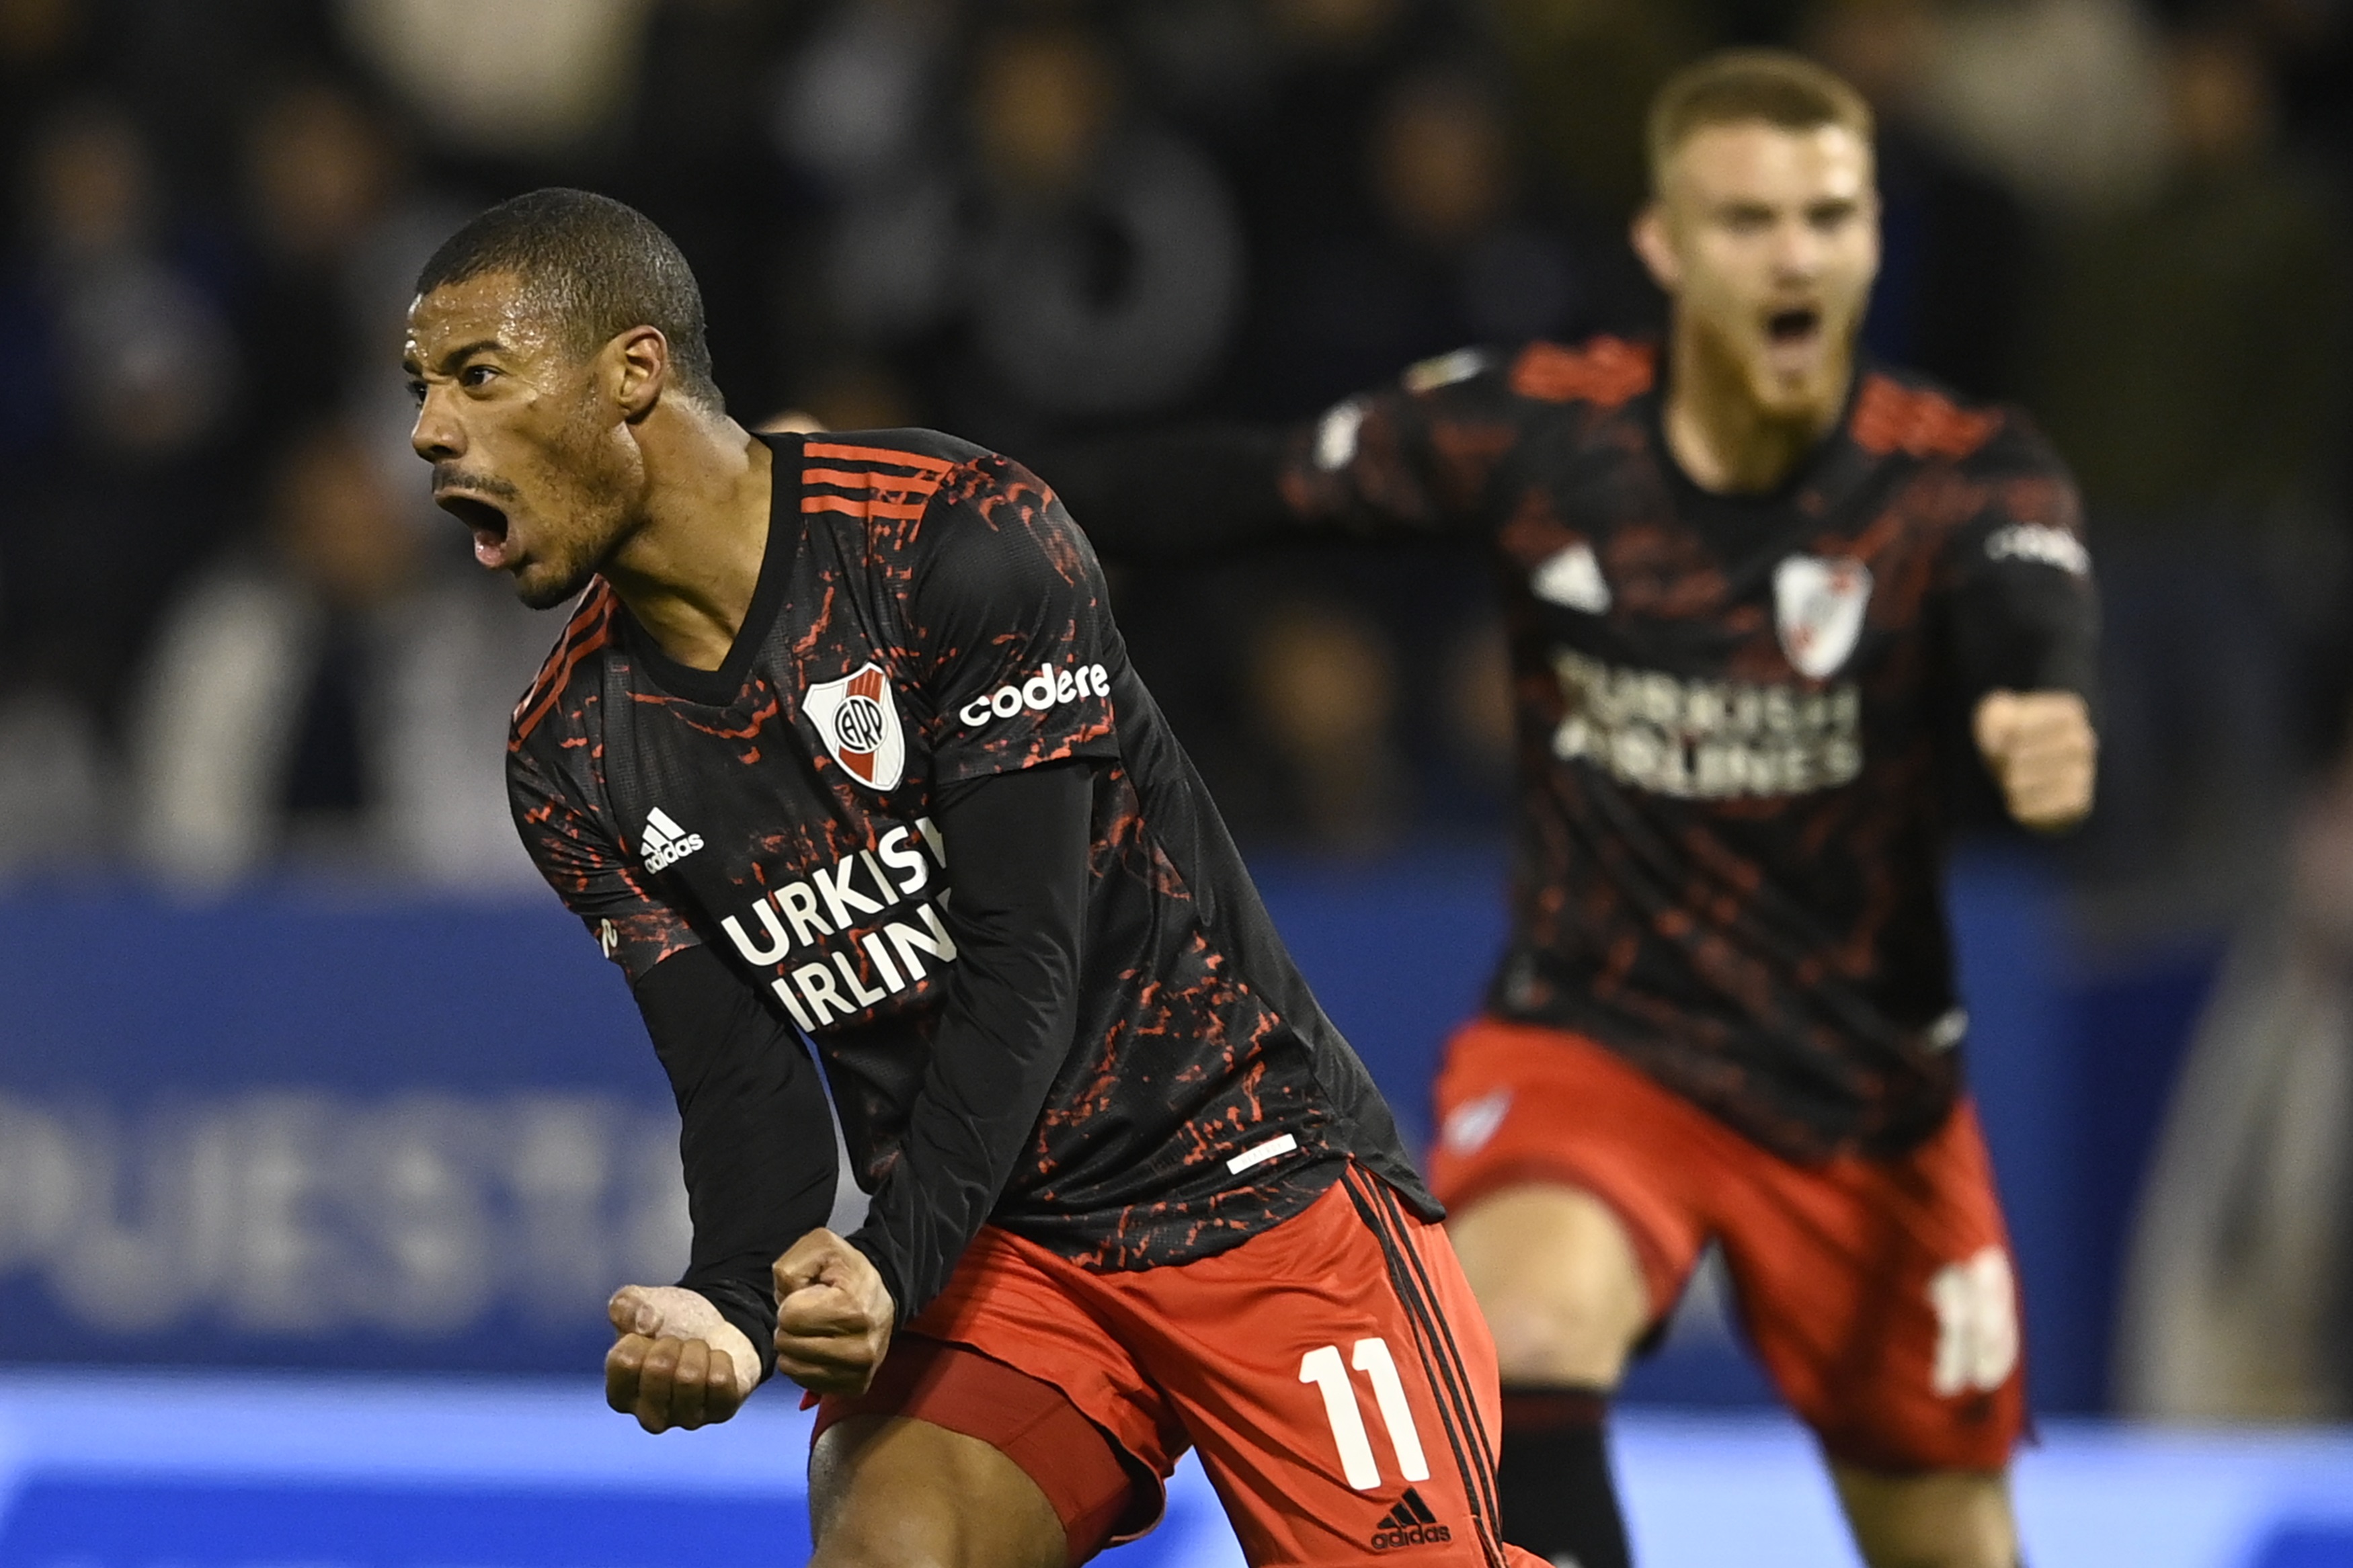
[792,10,1245,449]
[760,0,947,431]
[1207,1,1526,418]
[126,421,544,886]
[234,79,405,422]
[231,76,477,486]
[612,0,807,424]
[1913,0,2168,217]
[0,97,237,723]
[337,0,655,166]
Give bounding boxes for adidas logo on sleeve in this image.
[639,807,705,872]
[1370,1487,1451,1551]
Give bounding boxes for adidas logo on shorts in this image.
[1369,1487,1451,1551]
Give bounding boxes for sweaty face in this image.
[1645,122,1879,420]
[403,273,639,610]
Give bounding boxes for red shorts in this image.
[815,1165,1542,1568]
[1427,1017,2026,1473]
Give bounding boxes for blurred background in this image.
[0,0,2348,1562]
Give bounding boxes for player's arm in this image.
[772,761,1092,1395]
[508,743,834,1430]
[771,458,1115,1396]
[607,943,838,1431]
[1039,349,1518,559]
[1946,426,2101,832]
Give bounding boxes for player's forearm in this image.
[634,944,838,1376]
[846,762,1093,1319]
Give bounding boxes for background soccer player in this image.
[1053,50,2098,1568]
[403,189,1538,1568]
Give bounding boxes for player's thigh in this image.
[1830,1464,2019,1568]
[1428,1019,1710,1386]
[810,1413,1068,1568]
[1123,1170,1521,1566]
[811,1250,1174,1563]
[1715,1102,2024,1473]
[1447,1182,1651,1386]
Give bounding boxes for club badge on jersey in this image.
[1773,556,1874,679]
[805,662,907,792]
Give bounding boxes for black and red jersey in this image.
[1274,339,2098,1161]
[508,431,1433,1308]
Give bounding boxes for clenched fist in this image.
[773,1229,896,1397]
[605,1284,759,1434]
[1973,690,2096,832]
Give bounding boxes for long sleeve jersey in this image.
[506,431,1435,1360]
[1054,339,2099,1162]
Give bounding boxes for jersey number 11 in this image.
[1299,1338,1431,1491]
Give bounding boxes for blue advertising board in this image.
[0,888,692,1374]
[0,849,2166,1412]
[0,858,1541,1380]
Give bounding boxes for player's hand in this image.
[772,1229,896,1397]
[1973,690,2096,832]
[604,1284,758,1434]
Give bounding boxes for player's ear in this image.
[608,325,669,422]
[1631,202,1680,294]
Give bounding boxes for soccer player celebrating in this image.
[403,188,1537,1568]
[1054,50,2097,1568]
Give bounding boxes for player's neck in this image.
[602,409,776,673]
[1661,327,1848,496]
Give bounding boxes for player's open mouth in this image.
[1759,306,1827,380]
[1765,307,1821,346]
[436,491,514,569]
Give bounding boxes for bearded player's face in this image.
[403,272,641,610]
[1638,121,1880,419]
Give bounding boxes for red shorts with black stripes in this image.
[1427,1018,2026,1472]
[814,1166,1542,1568]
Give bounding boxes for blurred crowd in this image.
[0,0,2344,894]
[0,0,2345,1414]
[0,0,2337,897]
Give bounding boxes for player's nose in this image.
[1770,216,1825,277]
[409,389,465,463]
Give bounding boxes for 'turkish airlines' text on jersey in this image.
[507,431,1433,1315]
[1283,339,2097,1161]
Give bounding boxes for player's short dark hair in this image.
[1646,50,1874,191]
[415,188,723,409]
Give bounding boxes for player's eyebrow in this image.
[429,337,507,376]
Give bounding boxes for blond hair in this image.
[1646,50,1874,191]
